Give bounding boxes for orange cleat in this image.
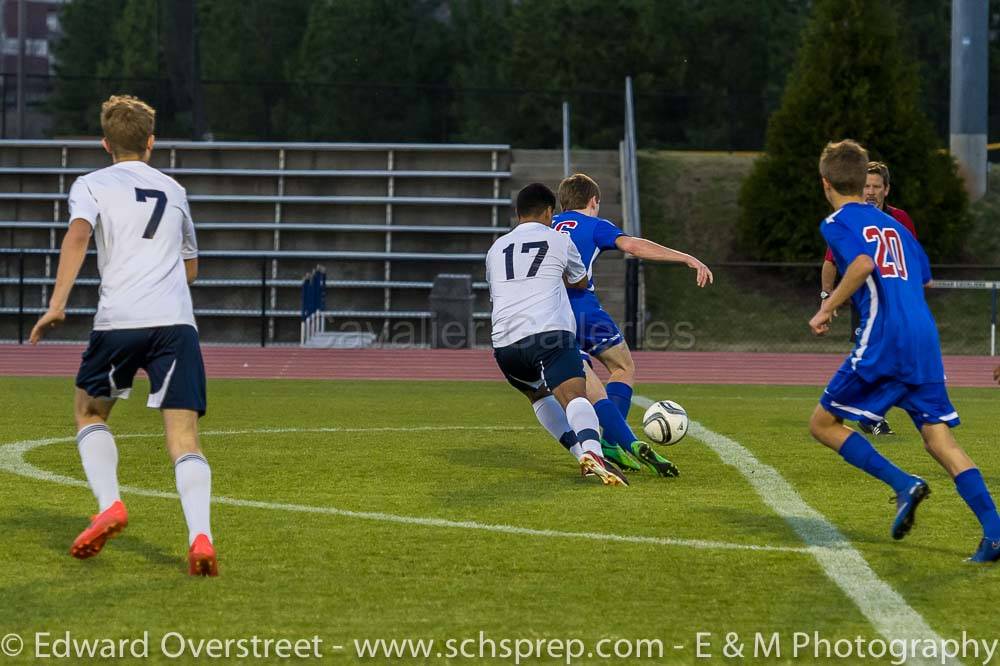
[188,534,218,577]
[70,500,128,559]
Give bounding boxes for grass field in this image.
[1,376,998,664]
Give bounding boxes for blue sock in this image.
[558,430,577,452]
[838,432,913,493]
[955,468,1000,540]
[594,399,638,454]
[606,382,633,419]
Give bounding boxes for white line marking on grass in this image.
[633,395,955,663]
[0,427,805,555]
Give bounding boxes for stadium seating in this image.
[0,141,630,346]
[0,140,512,344]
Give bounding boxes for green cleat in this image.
[601,439,643,472]
[634,442,680,478]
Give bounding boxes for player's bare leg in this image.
[809,404,926,540]
[552,378,627,487]
[919,424,974,478]
[164,408,217,576]
[70,390,128,559]
[594,342,636,418]
[920,424,1000,562]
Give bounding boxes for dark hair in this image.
[516,183,556,219]
[867,161,890,187]
[819,139,869,196]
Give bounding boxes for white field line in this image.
[0,427,804,555]
[644,394,995,404]
[633,395,955,664]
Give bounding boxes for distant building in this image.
[0,0,67,137]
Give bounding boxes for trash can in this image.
[430,274,474,349]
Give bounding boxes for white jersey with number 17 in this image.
[486,221,587,347]
[68,160,197,331]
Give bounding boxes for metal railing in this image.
[0,139,510,343]
[0,249,492,347]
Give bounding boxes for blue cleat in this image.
[891,477,930,540]
[967,538,1000,564]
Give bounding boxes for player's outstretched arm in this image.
[809,254,874,336]
[614,236,713,287]
[30,219,92,344]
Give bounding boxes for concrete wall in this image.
[510,149,626,326]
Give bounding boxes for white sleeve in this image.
[67,177,99,228]
[565,239,587,284]
[179,195,198,259]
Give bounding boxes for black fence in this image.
[641,262,1000,356]
[4,249,998,356]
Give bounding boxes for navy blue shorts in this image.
[574,304,624,357]
[493,330,586,393]
[76,325,207,416]
[820,363,958,430]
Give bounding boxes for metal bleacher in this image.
[0,140,512,345]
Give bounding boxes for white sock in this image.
[568,443,585,460]
[565,397,603,459]
[532,396,578,459]
[532,395,572,440]
[77,424,121,512]
[175,453,213,545]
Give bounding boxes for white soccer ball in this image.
[642,400,689,445]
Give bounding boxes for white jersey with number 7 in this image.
[486,222,587,347]
[68,160,197,331]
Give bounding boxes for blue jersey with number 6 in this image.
[821,202,942,384]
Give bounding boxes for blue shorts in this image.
[76,325,207,416]
[572,303,623,357]
[820,364,959,430]
[493,330,585,393]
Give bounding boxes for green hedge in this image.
[737,0,970,263]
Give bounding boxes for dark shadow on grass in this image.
[442,443,557,475]
[0,507,175,566]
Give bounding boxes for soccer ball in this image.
[642,400,689,445]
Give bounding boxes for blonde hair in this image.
[100,95,155,156]
[819,139,869,196]
[558,173,601,212]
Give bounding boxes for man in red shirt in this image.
[819,161,916,437]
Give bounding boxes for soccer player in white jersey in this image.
[487,183,627,486]
[29,95,218,576]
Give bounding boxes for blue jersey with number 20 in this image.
[821,202,942,385]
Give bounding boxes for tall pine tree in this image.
[737,0,970,262]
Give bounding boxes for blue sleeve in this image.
[820,221,867,264]
[593,219,625,251]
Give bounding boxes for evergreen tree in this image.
[505,0,655,149]
[448,0,514,143]
[737,0,970,262]
[199,0,312,139]
[287,0,451,141]
[50,0,128,135]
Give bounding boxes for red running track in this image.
[0,344,996,387]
